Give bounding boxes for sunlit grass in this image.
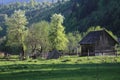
[0,56,120,80]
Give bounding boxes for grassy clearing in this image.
[0,56,120,80]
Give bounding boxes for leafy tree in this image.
[6,10,28,60]
[66,31,82,54]
[27,21,50,56]
[49,13,68,51]
[87,26,102,32]
[29,0,37,8]
[82,26,103,37]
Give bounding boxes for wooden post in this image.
[76,47,78,56]
[87,49,89,60]
[88,49,89,56]
[115,50,117,57]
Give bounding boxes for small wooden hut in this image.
[79,30,118,56]
[46,50,61,59]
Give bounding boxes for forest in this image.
[0,0,119,59]
[0,0,120,80]
[0,0,120,36]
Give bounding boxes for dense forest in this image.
[0,0,120,37]
[0,0,53,4]
[1,1,120,80]
[0,0,120,59]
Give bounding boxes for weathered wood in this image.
[79,30,118,56]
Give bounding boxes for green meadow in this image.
[0,56,120,80]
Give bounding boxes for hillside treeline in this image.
[0,0,119,60]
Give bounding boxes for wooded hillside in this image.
[0,0,120,37]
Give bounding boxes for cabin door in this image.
[81,45,94,56]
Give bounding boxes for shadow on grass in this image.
[0,63,120,80]
[0,57,19,61]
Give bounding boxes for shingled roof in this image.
[79,30,118,45]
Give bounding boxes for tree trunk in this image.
[20,46,25,60]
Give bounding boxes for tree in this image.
[49,13,68,51]
[82,26,103,38]
[29,0,37,8]
[66,32,76,54]
[6,10,28,60]
[87,26,102,32]
[27,21,50,57]
[66,31,82,55]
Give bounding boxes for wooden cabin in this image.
[79,30,118,56]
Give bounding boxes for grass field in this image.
[0,56,120,80]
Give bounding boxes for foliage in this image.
[5,10,28,59]
[87,26,103,32]
[49,13,68,50]
[81,26,103,38]
[64,0,120,37]
[29,0,37,8]
[66,31,82,54]
[0,0,119,58]
[0,0,120,37]
[106,30,117,40]
[27,21,50,55]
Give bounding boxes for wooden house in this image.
[79,30,118,56]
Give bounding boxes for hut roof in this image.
[46,50,61,59]
[79,30,118,45]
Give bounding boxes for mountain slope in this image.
[27,0,120,36]
[0,0,120,37]
[63,0,120,36]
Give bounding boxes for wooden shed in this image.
[79,30,118,56]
